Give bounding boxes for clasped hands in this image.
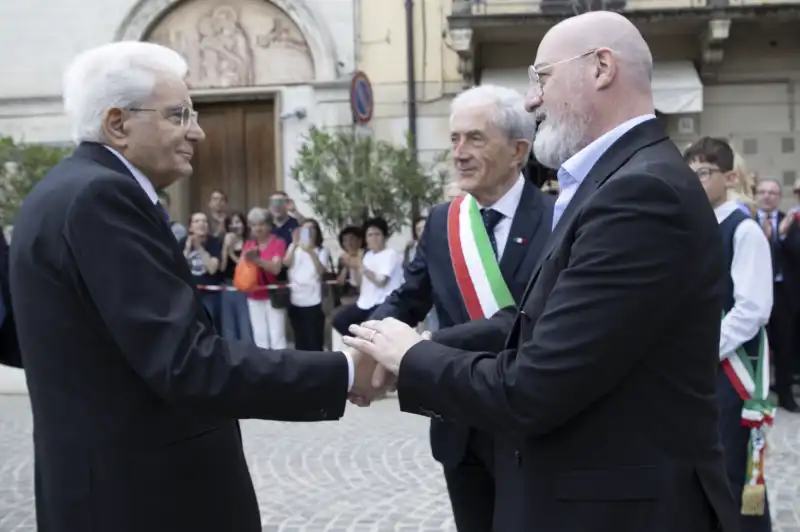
[344,318,430,406]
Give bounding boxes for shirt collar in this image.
[560,114,657,187]
[475,173,525,219]
[714,200,739,223]
[103,145,159,205]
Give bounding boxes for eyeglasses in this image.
[694,167,722,182]
[528,49,598,97]
[128,105,199,129]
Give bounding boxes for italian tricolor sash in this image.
[720,316,776,516]
[447,195,514,319]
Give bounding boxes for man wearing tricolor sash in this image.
[685,137,775,532]
[367,85,553,531]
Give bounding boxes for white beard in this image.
[533,111,590,170]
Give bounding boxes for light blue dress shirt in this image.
[552,114,657,230]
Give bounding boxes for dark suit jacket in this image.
[776,211,800,311]
[370,180,552,466]
[10,142,349,532]
[0,231,21,368]
[393,120,739,532]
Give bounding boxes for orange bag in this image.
[233,259,259,293]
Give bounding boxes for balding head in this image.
[526,11,655,169]
[542,11,653,90]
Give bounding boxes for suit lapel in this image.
[73,142,189,268]
[519,119,669,304]
[498,181,544,283]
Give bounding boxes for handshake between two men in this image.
[344,318,430,406]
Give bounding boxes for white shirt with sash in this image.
[447,174,525,319]
[715,200,773,361]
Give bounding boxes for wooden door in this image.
[189,101,277,216]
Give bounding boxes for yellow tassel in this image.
[741,484,766,516]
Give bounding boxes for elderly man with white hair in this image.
[346,11,739,531]
[367,84,553,531]
[9,42,382,532]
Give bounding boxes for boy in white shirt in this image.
[684,137,773,532]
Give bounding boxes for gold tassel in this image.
[741,484,766,516]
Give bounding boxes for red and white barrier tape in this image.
[197,280,341,292]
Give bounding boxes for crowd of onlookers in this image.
[158,188,434,353]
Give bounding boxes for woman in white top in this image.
[284,219,330,351]
[332,217,401,336]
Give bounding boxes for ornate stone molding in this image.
[449,28,474,89]
[698,17,730,80]
[114,0,340,81]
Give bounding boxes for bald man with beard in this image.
[345,11,740,532]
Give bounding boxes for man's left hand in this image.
[343,318,424,374]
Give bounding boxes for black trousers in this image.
[442,429,496,532]
[766,282,796,399]
[716,367,772,532]
[288,304,325,351]
[331,303,375,336]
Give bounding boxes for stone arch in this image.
[115,0,339,86]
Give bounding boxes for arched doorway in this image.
[143,0,316,219]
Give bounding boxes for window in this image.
[782,137,795,154]
[783,171,797,187]
[743,138,758,155]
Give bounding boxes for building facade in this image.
[361,0,800,208]
[0,0,358,223]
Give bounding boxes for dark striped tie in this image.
[480,208,504,259]
[154,202,171,226]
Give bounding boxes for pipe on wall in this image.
[405,0,418,161]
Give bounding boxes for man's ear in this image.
[102,108,128,148]
[513,139,532,168]
[724,171,738,190]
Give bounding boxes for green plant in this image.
[0,136,72,226]
[291,127,450,236]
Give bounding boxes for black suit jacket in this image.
[394,120,739,532]
[370,180,552,466]
[775,211,800,311]
[10,142,349,532]
[0,231,21,368]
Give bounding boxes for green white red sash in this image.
[720,317,776,516]
[447,195,514,319]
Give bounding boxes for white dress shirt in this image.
[104,146,356,390]
[475,173,526,260]
[554,114,657,229]
[716,201,774,361]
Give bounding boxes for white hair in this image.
[62,41,188,144]
[450,85,537,143]
[247,207,270,225]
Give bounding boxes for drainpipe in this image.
[405,0,419,219]
[405,0,418,161]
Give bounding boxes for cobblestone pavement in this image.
[0,394,798,531]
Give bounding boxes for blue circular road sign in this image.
[350,71,374,124]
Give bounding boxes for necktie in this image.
[481,208,504,259]
[154,202,171,227]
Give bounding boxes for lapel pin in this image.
[513,237,526,244]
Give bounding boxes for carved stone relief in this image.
[146,0,315,88]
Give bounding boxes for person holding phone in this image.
[219,212,252,341]
[284,219,330,351]
[242,207,288,349]
[179,212,223,332]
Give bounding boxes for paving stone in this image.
[0,395,798,531]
